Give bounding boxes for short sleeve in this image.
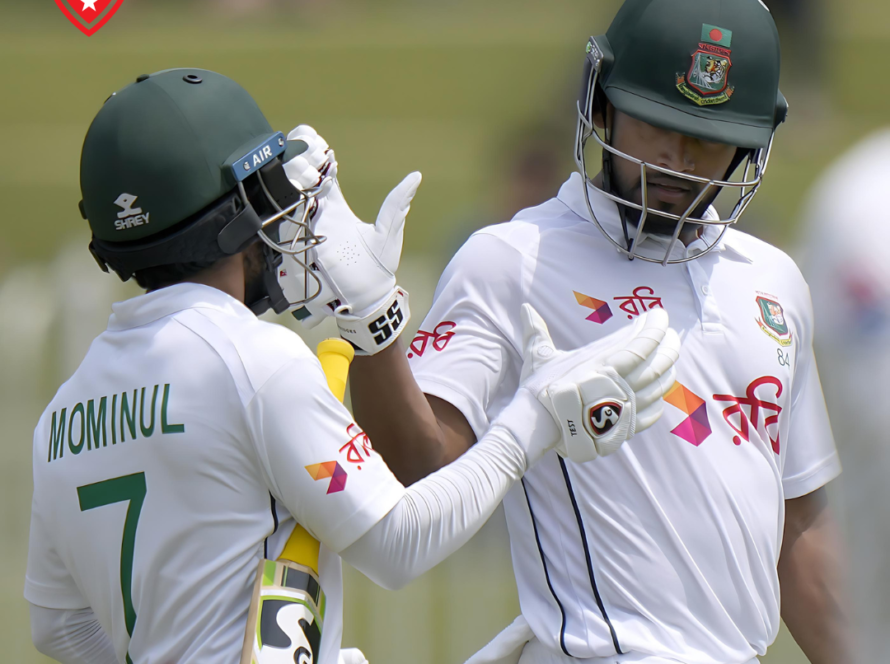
[25,425,88,609]
[782,286,842,499]
[246,357,406,553]
[408,231,525,439]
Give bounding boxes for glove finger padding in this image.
[636,400,666,434]
[623,326,681,391]
[286,125,334,171]
[283,126,336,190]
[604,307,670,379]
[635,364,677,413]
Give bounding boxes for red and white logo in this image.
[339,423,374,469]
[588,401,622,436]
[407,321,456,359]
[713,376,783,454]
[55,0,125,36]
[613,286,664,320]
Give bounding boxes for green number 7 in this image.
[78,472,146,664]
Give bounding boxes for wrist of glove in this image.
[335,287,411,356]
[490,386,560,471]
[515,304,680,465]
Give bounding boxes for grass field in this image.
[2,0,887,661]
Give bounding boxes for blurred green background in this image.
[2,0,888,661]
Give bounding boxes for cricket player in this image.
[298,0,851,662]
[25,69,680,664]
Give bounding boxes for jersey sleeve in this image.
[246,356,406,553]
[408,231,525,439]
[782,283,842,499]
[25,423,88,609]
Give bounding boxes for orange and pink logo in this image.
[574,291,613,324]
[664,382,712,447]
[305,461,348,494]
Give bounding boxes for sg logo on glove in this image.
[589,401,622,436]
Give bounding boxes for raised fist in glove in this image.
[279,126,421,355]
[506,304,680,466]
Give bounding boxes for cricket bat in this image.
[240,338,356,664]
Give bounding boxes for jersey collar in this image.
[108,283,254,331]
[556,173,753,264]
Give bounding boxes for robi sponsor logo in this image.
[304,424,377,495]
[113,193,151,231]
[663,377,784,455]
[407,321,456,359]
[573,286,664,324]
[714,376,783,454]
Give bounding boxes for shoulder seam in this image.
[170,311,256,407]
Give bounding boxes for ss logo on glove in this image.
[589,401,622,436]
[368,301,405,346]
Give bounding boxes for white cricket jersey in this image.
[25,283,405,664]
[409,174,840,663]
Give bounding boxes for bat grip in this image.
[316,338,356,403]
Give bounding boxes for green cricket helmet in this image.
[574,0,788,265]
[80,68,329,313]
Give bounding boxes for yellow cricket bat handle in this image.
[316,338,355,402]
[278,338,355,570]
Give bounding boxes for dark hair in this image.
[132,260,220,291]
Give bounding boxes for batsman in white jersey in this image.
[299,1,852,663]
[25,70,682,663]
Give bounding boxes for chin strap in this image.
[247,244,292,316]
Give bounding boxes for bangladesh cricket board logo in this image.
[755,294,792,347]
[676,24,735,106]
[55,0,126,36]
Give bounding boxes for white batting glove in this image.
[273,126,338,309]
[282,124,337,190]
[279,126,421,355]
[338,648,369,664]
[515,304,680,465]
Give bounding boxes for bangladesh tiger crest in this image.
[676,24,735,106]
[755,294,793,347]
